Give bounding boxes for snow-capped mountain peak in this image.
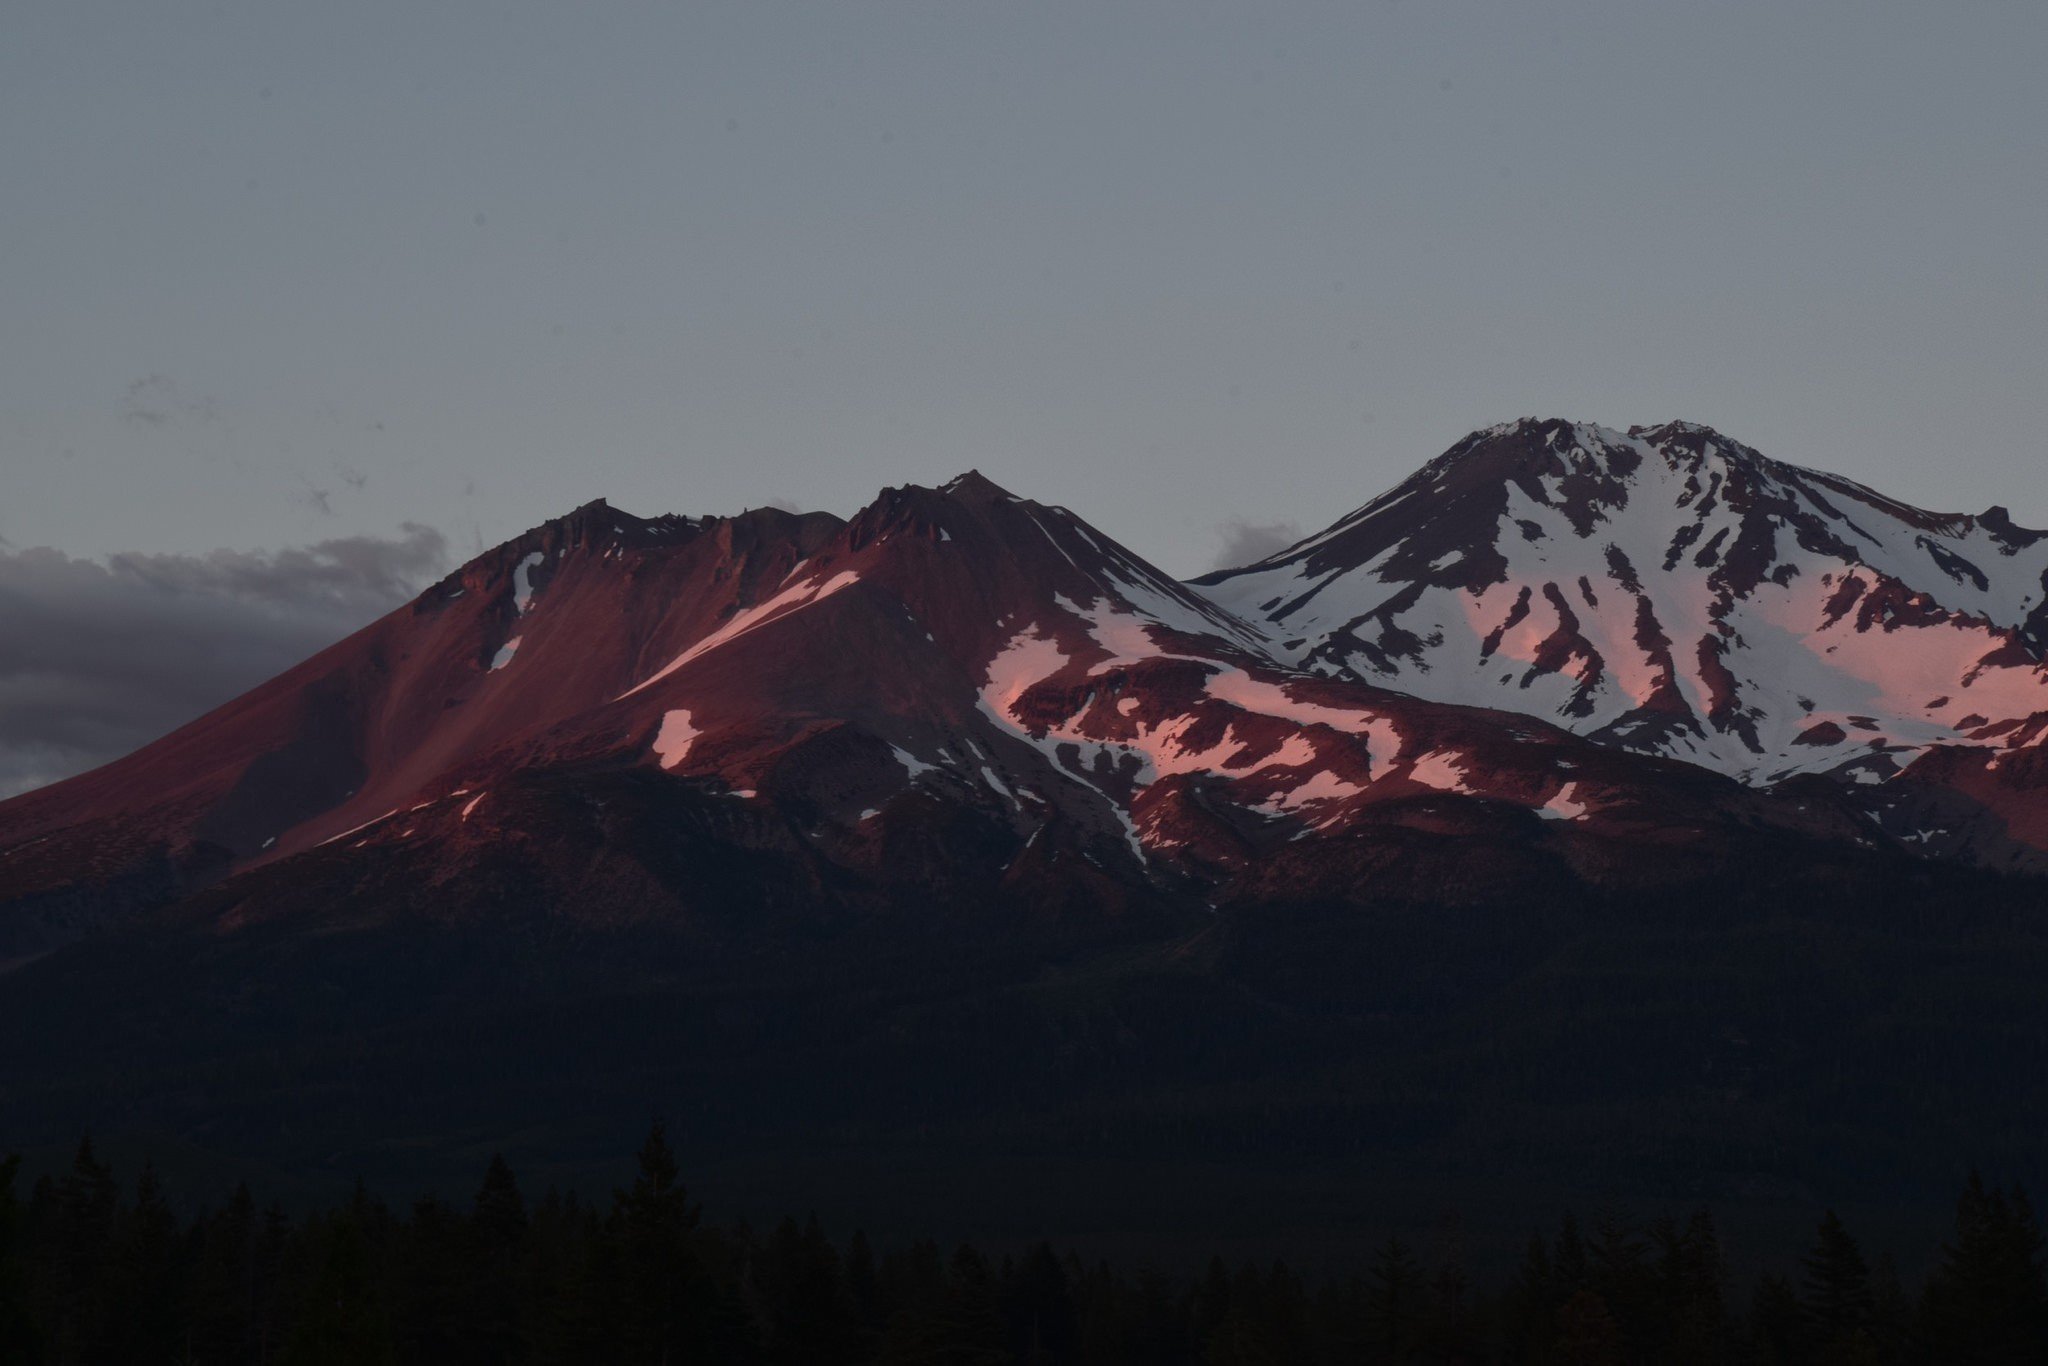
[1196,420,2048,807]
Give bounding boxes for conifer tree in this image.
[1507,1232,1559,1362]
[1191,1254,1232,1347]
[844,1227,883,1342]
[0,1156,38,1364]
[468,1154,528,1366]
[1587,1210,1650,1347]
[1668,1209,1730,1364]
[1553,1212,1590,1302]
[1921,1172,2048,1362]
[751,1213,854,1365]
[1554,1288,1625,1366]
[254,1200,293,1364]
[186,1183,260,1366]
[1423,1228,1475,1364]
[1868,1252,1912,1366]
[607,1120,706,1363]
[1365,1236,1424,1363]
[283,1206,397,1366]
[104,1162,183,1361]
[946,1243,1010,1362]
[1003,1241,1076,1365]
[523,1190,605,1365]
[1261,1259,1314,1363]
[1750,1272,1811,1366]
[873,1244,1006,1365]
[472,1154,527,1249]
[1638,1210,1728,1361]
[394,1194,467,1362]
[35,1136,120,1363]
[1800,1209,1875,1358]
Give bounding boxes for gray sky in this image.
[3,1,2046,789]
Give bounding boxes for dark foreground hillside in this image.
[4,1127,2045,1364]
[1,842,2044,1271]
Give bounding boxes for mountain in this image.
[1196,418,2048,870]
[0,466,1884,964]
[3,451,2046,1255]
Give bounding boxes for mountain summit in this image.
[1195,418,2048,866]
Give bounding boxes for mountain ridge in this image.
[12,419,2048,946]
[2,450,1915,961]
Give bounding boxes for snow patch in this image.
[980,626,1076,714]
[319,809,400,847]
[513,552,545,613]
[980,766,1021,808]
[1263,768,1365,812]
[620,569,864,698]
[1407,751,1476,794]
[1539,782,1589,820]
[652,710,700,769]
[890,745,940,780]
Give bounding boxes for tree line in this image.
[1,1127,2044,1364]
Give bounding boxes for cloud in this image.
[0,525,446,799]
[1210,518,1305,572]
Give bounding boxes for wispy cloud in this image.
[1210,518,1304,572]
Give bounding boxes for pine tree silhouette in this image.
[1750,1272,1810,1366]
[1922,1171,2048,1362]
[0,1156,38,1363]
[1800,1209,1875,1359]
[1365,1236,1424,1363]
[607,1120,705,1364]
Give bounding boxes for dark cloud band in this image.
[0,526,446,799]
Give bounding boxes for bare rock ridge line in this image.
[4,418,2048,951]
